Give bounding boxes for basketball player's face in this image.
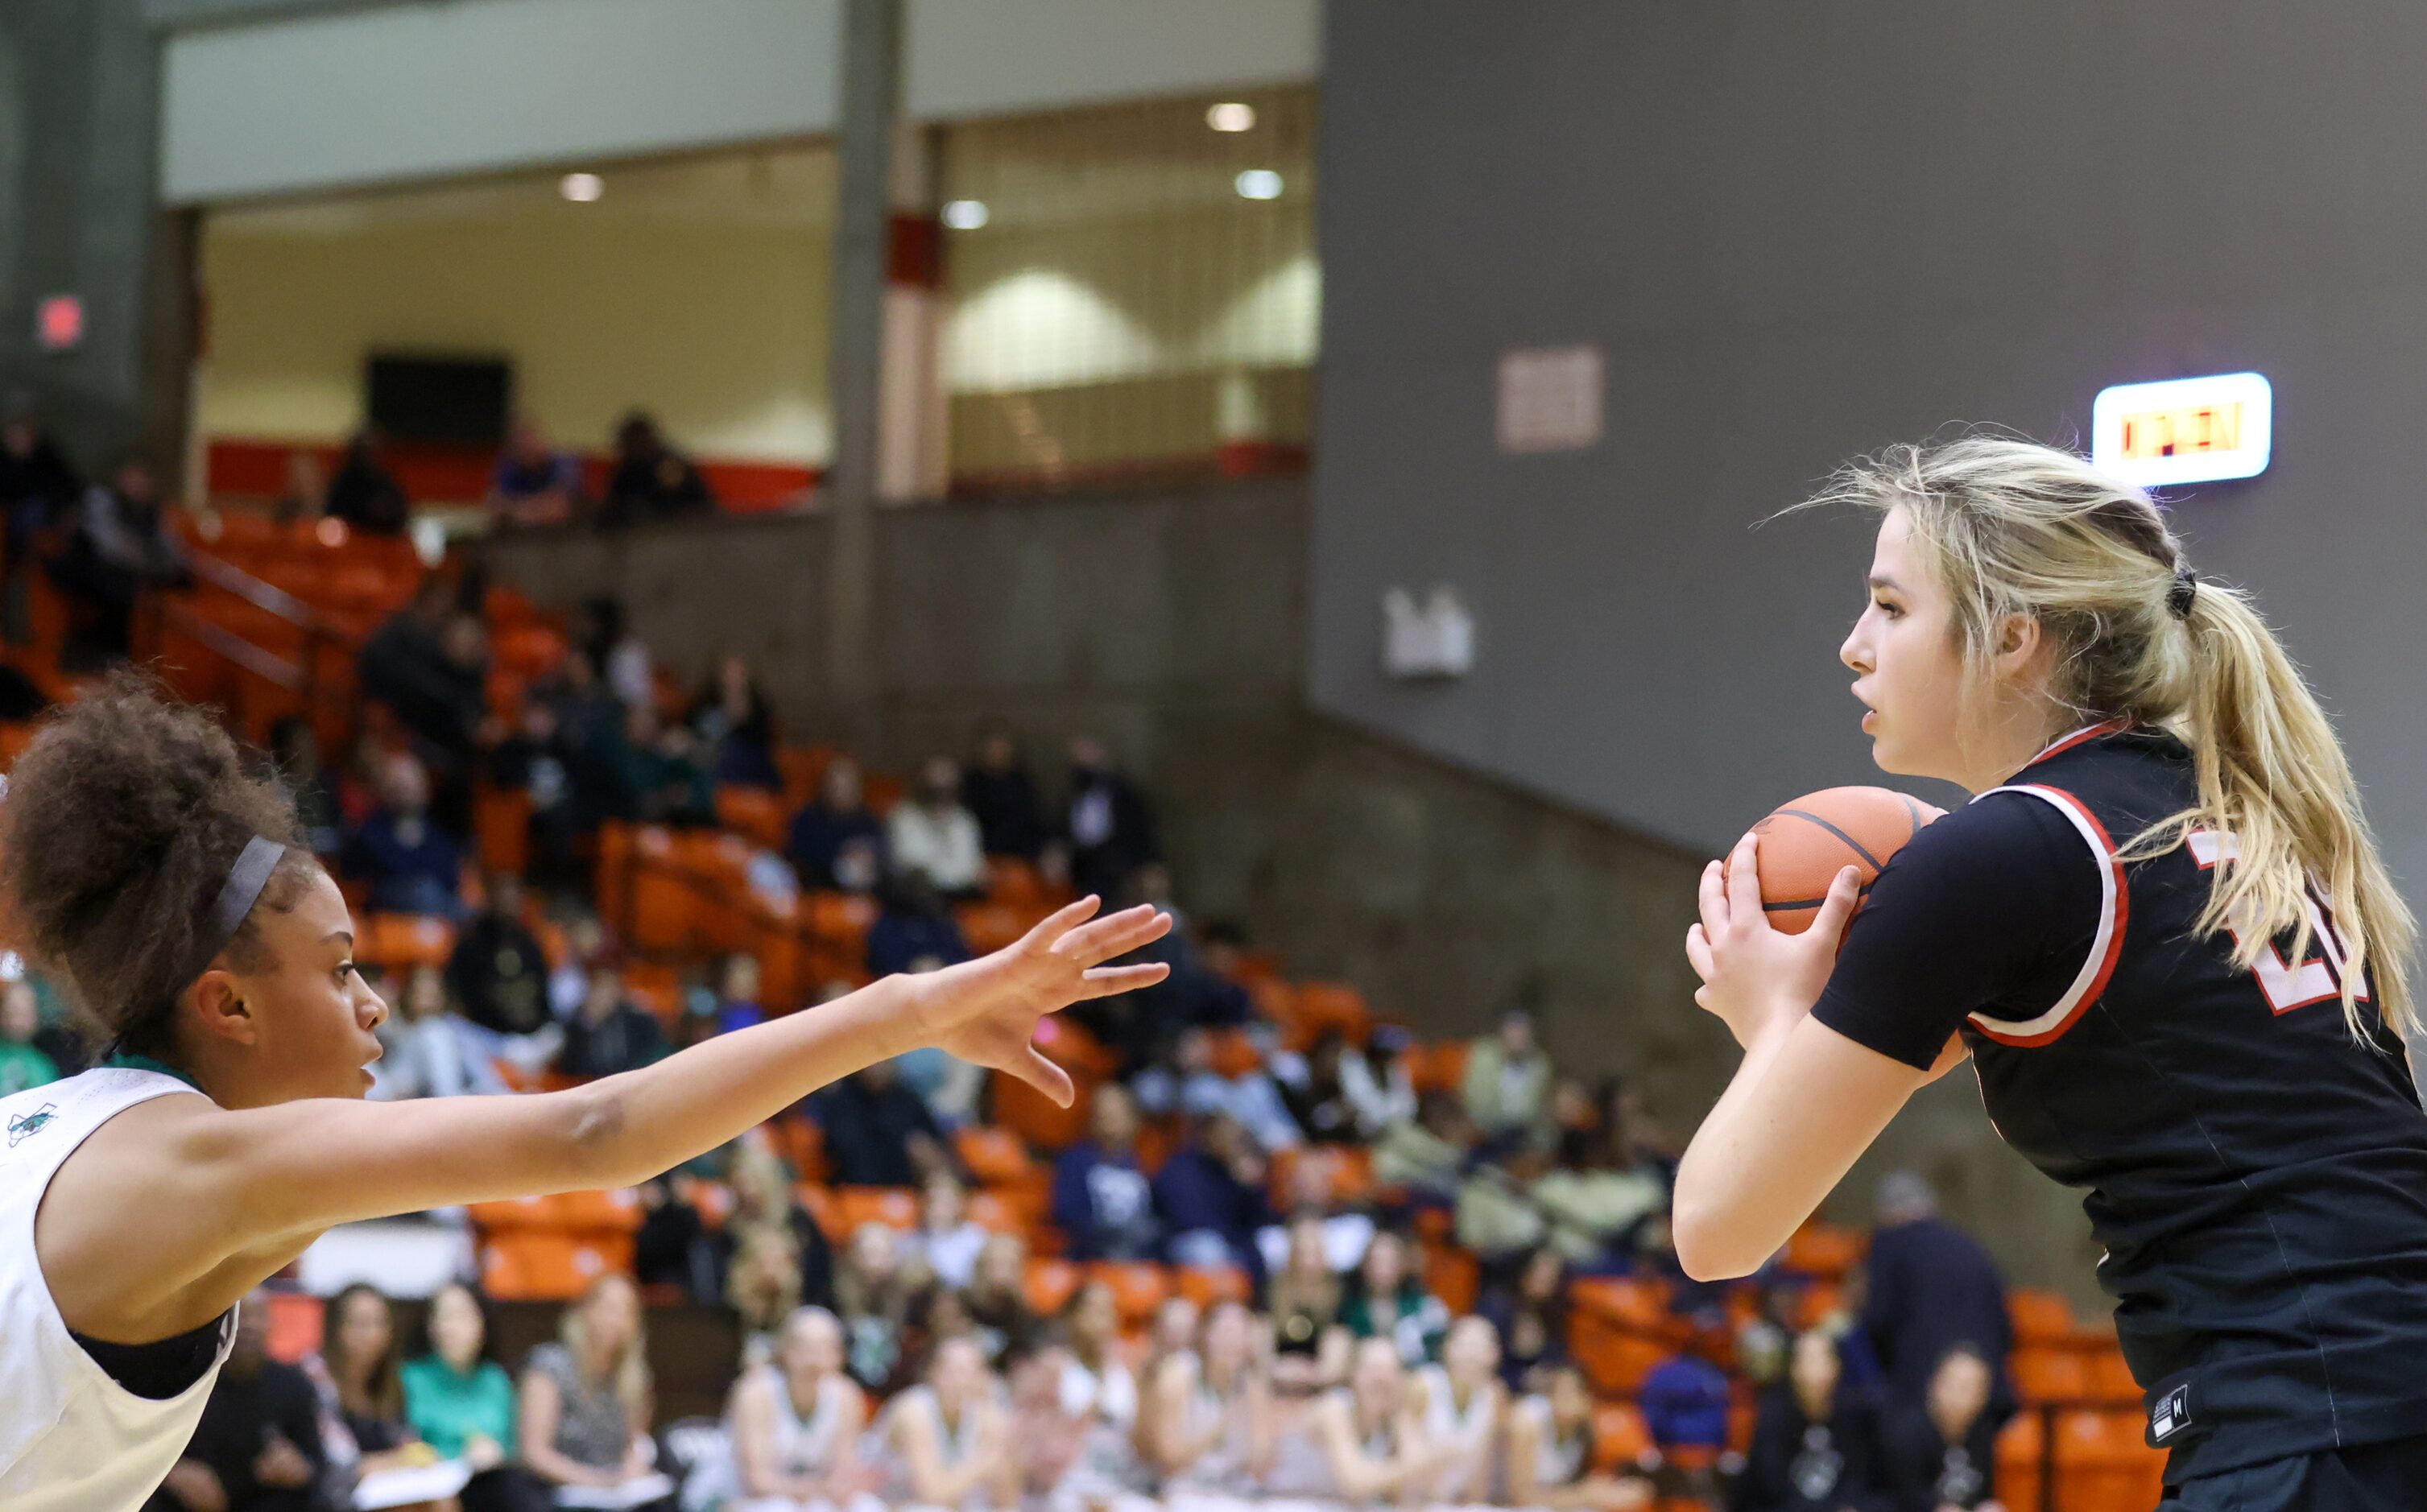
[236,869,390,1101]
[1842,508,1968,783]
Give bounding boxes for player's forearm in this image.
[1672,1013,1815,1279]
[577,975,924,1188]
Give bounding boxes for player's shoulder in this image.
[1879,782,2092,884]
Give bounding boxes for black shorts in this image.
[2160,1436,2427,1512]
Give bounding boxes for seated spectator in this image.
[1883,1346,2004,1512]
[833,1222,920,1394]
[486,416,581,528]
[488,695,583,886]
[446,872,554,1041]
[1153,1111,1275,1276]
[576,594,655,710]
[325,428,411,535]
[163,1290,325,1512]
[1340,1229,1450,1365]
[1062,735,1159,901]
[1532,1119,1669,1268]
[1734,1331,1892,1512]
[557,963,668,1079]
[887,756,986,899]
[611,702,716,828]
[1050,1082,1161,1262]
[710,952,770,1034]
[815,1058,947,1188]
[635,1174,719,1301]
[519,1276,676,1509]
[1143,1299,1274,1494]
[1406,1316,1508,1505]
[1480,1246,1571,1390]
[598,411,713,527]
[1265,1336,1453,1503]
[690,651,779,789]
[309,1283,469,1509]
[268,715,344,858]
[1858,1172,2014,1419]
[548,913,611,1020]
[963,723,1046,861]
[1048,1281,1143,1502]
[358,580,460,747]
[1267,1213,1349,1393]
[1463,1006,1553,1152]
[344,753,467,919]
[962,1233,1042,1365]
[728,1222,806,1368]
[867,1336,1010,1510]
[865,872,972,980]
[373,965,511,1100]
[718,1307,871,1512]
[786,757,886,894]
[907,1172,989,1291]
[1135,1026,1302,1152]
[1506,1363,1656,1511]
[271,450,326,527]
[49,446,188,669]
[1375,1089,1478,1204]
[1,396,81,639]
[1278,1027,1405,1145]
[402,1283,549,1512]
[716,1144,838,1315]
[0,977,60,1097]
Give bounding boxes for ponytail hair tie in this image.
[2167,565,2198,621]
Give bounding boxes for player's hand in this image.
[163,1459,228,1512]
[1685,832,1859,1049]
[254,1428,314,1489]
[903,896,1172,1106]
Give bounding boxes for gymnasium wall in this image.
[1312,1,2427,909]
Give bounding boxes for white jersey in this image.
[0,1068,235,1511]
[1412,1364,1501,1502]
[1512,1394,1589,1494]
[763,1369,858,1479]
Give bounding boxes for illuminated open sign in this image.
[2091,372,2272,486]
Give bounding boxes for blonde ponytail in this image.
[2162,580,2417,1038]
[1807,435,2416,1039]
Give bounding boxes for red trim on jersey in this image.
[2026,718,2131,766]
[1969,784,2130,1048]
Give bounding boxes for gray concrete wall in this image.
[1312,0,2427,916]
[479,480,2090,1295]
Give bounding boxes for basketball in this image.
[1742,786,1944,935]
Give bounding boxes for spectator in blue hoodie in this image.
[344,752,466,919]
[1052,1083,1161,1262]
[787,757,886,894]
[1153,1113,1275,1279]
[866,874,971,980]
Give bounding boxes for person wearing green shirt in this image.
[0,980,60,1097]
[1338,1230,1450,1365]
[401,1283,546,1512]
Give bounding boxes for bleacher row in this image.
[0,509,2173,1512]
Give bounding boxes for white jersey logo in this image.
[2151,1385,2192,1442]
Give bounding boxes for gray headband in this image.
[187,836,288,988]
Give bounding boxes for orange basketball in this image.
[1742,786,1944,934]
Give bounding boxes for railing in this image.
[139,545,356,746]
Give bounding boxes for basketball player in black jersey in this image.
[1674,436,2427,1511]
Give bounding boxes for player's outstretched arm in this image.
[161,899,1164,1300]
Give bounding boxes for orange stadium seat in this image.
[1090,1261,1170,1329]
[552,1188,645,1233]
[956,902,1031,956]
[955,1126,1038,1186]
[1174,1265,1253,1308]
[986,857,1049,908]
[992,1068,1092,1151]
[2010,1287,2077,1344]
[1995,1411,2043,1512]
[1571,1276,1668,1331]
[2012,1347,2090,1404]
[474,785,531,878]
[1780,1222,1865,1279]
[2053,1409,2167,1512]
[1592,1403,1653,1472]
[714,786,786,849]
[2085,1350,2144,1406]
[361,913,456,971]
[1024,1257,1082,1316]
[834,1186,920,1231]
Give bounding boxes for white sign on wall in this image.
[2091,372,2273,487]
[1497,345,1603,454]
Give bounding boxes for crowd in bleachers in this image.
[0,452,2172,1512]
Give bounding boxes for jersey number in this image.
[2187,829,2365,1014]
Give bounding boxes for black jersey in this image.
[1813,724,2427,1484]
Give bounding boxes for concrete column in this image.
[822,0,903,732]
[877,122,949,503]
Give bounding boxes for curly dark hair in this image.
[0,671,314,1059]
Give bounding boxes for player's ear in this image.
[188,968,261,1049]
[1989,611,2046,678]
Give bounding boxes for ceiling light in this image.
[941,199,990,230]
[1206,102,1256,133]
[1234,169,1284,201]
[559,172,604,203]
